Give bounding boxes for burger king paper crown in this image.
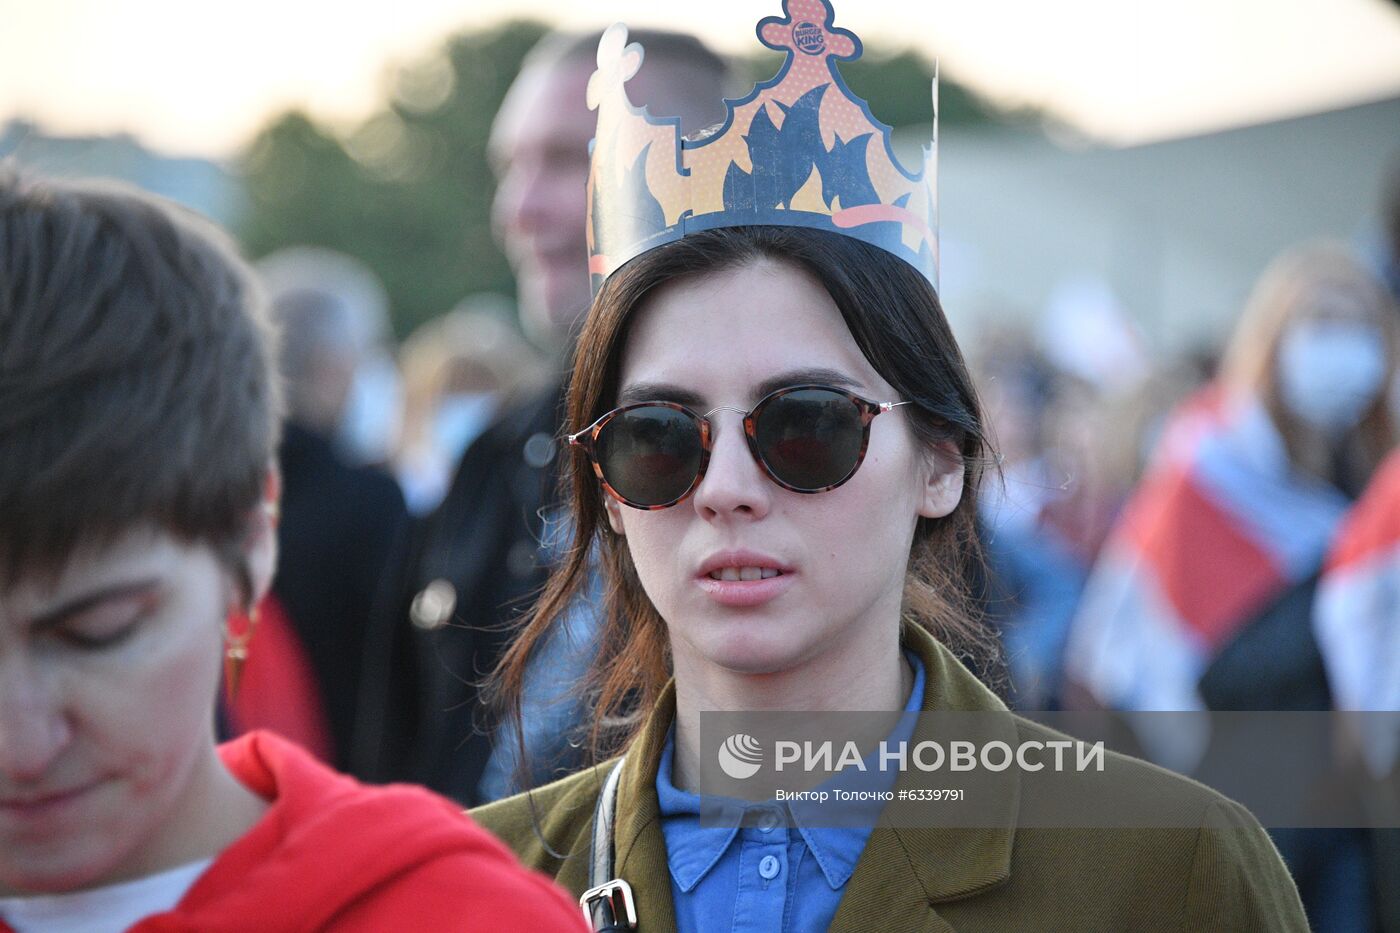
[586,0,939,292]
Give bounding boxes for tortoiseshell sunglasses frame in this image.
[565,383,913,510]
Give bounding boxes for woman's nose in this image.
[691,413,772,521]
[0,657,72,783]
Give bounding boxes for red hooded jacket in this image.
[3,731,586,932]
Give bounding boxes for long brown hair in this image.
[492,226,1001,768]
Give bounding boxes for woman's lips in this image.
[694,571,796,607]
[0,784,95,827]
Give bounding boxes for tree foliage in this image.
[238,21,1010,338]
[239,21,548,338]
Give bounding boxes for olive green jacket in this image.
[473,626,1308,932]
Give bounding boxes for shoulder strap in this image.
[579,757,637,931]
[591,756,626,886]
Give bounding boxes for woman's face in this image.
[606,259,962,678]
[0,528,234,893]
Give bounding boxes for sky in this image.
[2,0,1399,158]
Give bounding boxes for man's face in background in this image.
[489,59,596,349]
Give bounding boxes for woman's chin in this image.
[0,849,113,897]
[669,602,836,679]
[700,630,815,678]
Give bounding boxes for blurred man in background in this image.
[261,247,408,769]
[353,28,730,804]
[262,248,404,467]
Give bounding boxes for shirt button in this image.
[758,855,781,880]
[757,810,780,832]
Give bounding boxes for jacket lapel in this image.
[831,626,1019,932]
[592,627,1016,933]
[610,687,681,933]
[827,831,960,932]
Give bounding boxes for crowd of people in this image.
[2,3,1397,931]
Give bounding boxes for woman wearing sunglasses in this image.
[474,6,1307,931]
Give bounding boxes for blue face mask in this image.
[1276,322,1387,435]
[432,393,497,460]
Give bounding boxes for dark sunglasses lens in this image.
[596,406,704,505]
[754,389,866,490]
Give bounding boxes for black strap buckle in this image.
[579,878,637,931]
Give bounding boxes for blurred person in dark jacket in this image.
[260,248,407,770]
[352,29,730,805]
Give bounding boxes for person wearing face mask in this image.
[1274,309,1391,493]
[1066,242,1400,931]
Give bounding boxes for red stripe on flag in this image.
[1123,463,1286,649]
[1327,449,1400,573]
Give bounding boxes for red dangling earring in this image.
[223,470,277,706]
[223,604,259,705]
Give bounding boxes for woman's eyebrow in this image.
[616,382,706,407]
[29,579,161,631]
[617,368,866,408]
[753,368,864,399]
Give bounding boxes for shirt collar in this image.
[653,652,927,893]
[654,730,740,892]
[788,652,926,889]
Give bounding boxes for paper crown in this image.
[585,0,939,292]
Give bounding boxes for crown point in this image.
[587,2,938,290]
[596,22,628,67]
[757,0,860,63]
[588,22,645,112]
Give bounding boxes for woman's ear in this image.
[917,440,964,519]
[603,495,627,536]
[241,466,281,605]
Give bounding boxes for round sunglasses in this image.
[567,384,913,509]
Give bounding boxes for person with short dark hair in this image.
[0,169,586,931]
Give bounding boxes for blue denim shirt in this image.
[655,652,926,933]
